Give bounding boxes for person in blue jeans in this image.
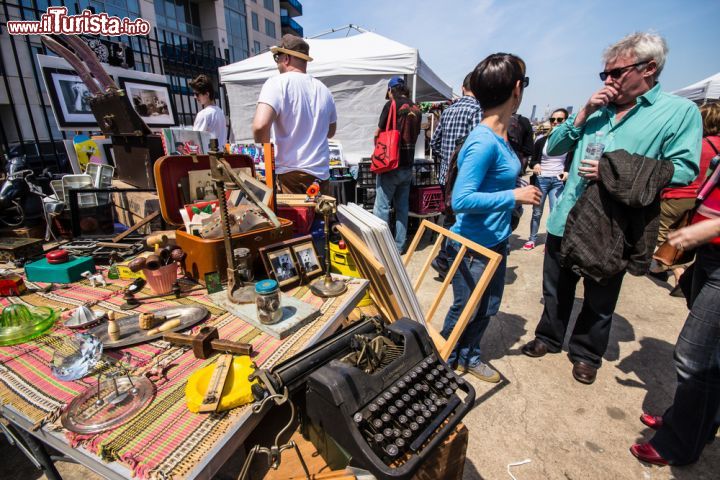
[373,77,421,252]
[523,108,573,250]
[631,217,720,466]
[440,53,540,382]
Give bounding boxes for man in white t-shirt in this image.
[252,34,337,194]
[189,74,227,147]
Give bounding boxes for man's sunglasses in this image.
[273,53,284,63]
[549,117,565,123]
[599,61,649,81]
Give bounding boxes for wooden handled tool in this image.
[163,326,253,358]
[198,354,233,413]
[146,318,181,336]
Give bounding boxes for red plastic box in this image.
[409,186,444,214]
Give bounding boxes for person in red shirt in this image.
[652,102,720,293]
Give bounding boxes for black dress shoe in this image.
[521,339,549,358]
[572,361,597,385]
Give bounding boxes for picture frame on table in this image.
[118,77,178,128]
[259,235,319,289]
[291,241,323,280]
[265,248,300,288]
[41,67,102,129]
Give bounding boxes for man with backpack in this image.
[430,73,481,278]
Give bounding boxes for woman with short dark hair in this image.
[440,53,541,382]
[189,74,227,146]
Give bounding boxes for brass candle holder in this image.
[310,197,347,298]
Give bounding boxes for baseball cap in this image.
[388,76,405,88]
[270,34,313,62]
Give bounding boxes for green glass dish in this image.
[0,304,57,346]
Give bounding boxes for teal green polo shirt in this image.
[546,83,702,237]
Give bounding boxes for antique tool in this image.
[196,353,234,413]
[186,354,257,413]
[111,211,161,243]
[119,280,205,310]
[146,233,168,250]
[163,325,253,359]
[87,306,209,348]
[310,198,347,298]
[146,318,181,336]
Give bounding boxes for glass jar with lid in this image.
[255,279,282,325]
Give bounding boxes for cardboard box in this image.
[111,180,162,233]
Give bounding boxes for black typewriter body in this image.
[300,318,475,479]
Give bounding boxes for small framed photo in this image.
[292,241,322,279]
[118,77,178,128]
[265,248,300,288]
[42,67,102,129]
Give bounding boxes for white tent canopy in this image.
[219,31,452,163]
[673,72,720,103]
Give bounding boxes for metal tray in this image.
[87,306,209,349]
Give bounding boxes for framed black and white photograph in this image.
[42,67,101,129]
[292,241,322,279]
[265,248,299,288]
[119,77,178,128]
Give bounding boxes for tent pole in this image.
[412,74,417,102]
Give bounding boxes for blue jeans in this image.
[529,175,564,243]
[373,167,413,251]
[440,240,508,368]
[651,245,720,465]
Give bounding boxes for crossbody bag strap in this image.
[697,137,720,201]
[384,100,397,132]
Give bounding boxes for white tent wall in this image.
[225,75,389,164]
[219,32,452,164]
[673,72,720,103]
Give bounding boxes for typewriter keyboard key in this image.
[424,398,433,406]
[416,415,426,425]
[437,363,446,371]
[402,394,411,403]
[397,380,407,389]
[381,413,391,423]
[440,376,449,385]
[393,428,401,438]
[435,398,444,407]
[374,433,384,444]
[422,410,432,418]
[368,403,378,413]
[398,415,408,424]
[429,404,438,413]
[444,387,453,396]
[414,366,423,374]
[429,354,437,362]
[385,444,399,457]
[431,368,439,377]
[445,371,454,379]
[384,428,393,438]
[395,438,406,449]
[409,371,418,380]
[388,405,398,415]
[420,361,428,369]
[435,381,444,390]
[426,373,435,382]
[395,399,405,409]
[412,403,421,412]
[383,392,393,401]
[403,375,412,384]
[414,383,422,391]
[449,381,458,390]
[353,413,364,424]
[409,422,419,432]
[429,393,438,401]
[421,384,430,393]
[418,403,428,411]
[402,429,413,438]
[373,418,383,429]
[408,388,417,396]
[390,386,400,395]
[405,408,415,418]
[456,376,466,385]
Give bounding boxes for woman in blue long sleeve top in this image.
[440,53,541,382]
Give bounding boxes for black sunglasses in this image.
[599,61,649,81]
[273,53,283,63]
[522,76,530,88]
[550,117,565,123]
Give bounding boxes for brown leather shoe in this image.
[521,339,549,358]
[572,361,597,384]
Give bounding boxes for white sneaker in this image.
[462,362,501,383]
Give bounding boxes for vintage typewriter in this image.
[251,316,475,479]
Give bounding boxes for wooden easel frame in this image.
[338,220,502,361]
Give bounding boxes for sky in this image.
[300,0,720,119]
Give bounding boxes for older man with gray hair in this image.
[521,32,702,384]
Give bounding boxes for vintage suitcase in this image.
[154,154,293,284]
[0,237,44,263]
[111,135,166,189]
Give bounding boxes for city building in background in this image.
[0,0,304,172]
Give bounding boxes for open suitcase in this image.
[154,154,293,284]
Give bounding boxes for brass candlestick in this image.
[310,198,347,298]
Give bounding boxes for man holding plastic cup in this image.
[521,32,702,385]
